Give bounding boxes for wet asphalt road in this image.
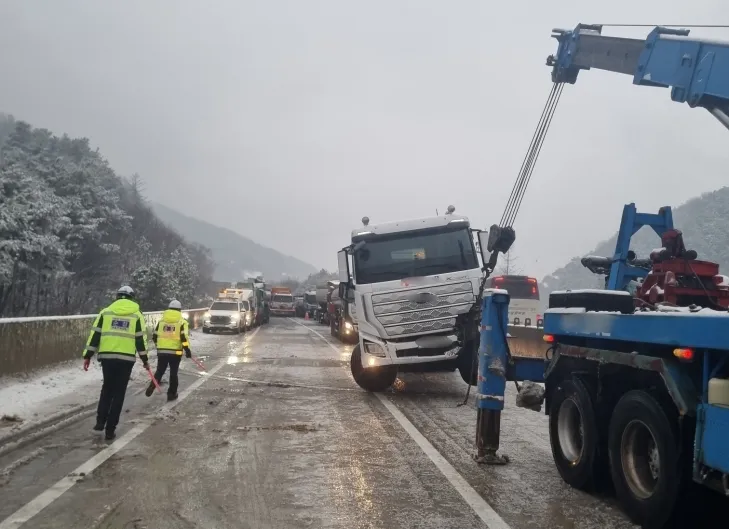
[0,318,647,528]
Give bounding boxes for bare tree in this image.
[496,249,523,276]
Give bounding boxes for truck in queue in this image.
[329,282,358,344]
[270,287,295,316]
[303,290,318,319]
[336,206,488,391]
[315,281,338,324]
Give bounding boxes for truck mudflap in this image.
[545,344,699,417]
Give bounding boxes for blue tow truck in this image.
[475,25,729,528]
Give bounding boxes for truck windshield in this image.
[353,227,478,285]
[210,301,238,311]
[273,295,293,303]
[304,294,317,304]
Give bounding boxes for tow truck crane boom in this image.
[548,24,729,130]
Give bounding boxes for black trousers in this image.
[97,359,134,431]
[154,354,181,396]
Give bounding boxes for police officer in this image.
[146,299,191,402]
[83,286,149,440]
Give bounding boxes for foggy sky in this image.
[1,0,727,278]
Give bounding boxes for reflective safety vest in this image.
[156,310,189,355]
[84,299,147,362]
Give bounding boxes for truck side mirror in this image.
[477,231,490,264]
[338,283,346,299]
[337,250,349,283]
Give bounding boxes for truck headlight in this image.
[363,341,386,358]
[204,312,211,321]
[182,311,190,320]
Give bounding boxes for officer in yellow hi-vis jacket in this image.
[146,299,191,402]
[83,286,149,440]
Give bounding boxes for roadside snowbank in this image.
[0,360,101,432]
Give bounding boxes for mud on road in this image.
[2,317,716,528]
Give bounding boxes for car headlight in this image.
[363,341,386,358]
[230,313,240,320]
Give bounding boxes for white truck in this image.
[337,206,491,391]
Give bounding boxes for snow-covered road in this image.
[0,319,724,528]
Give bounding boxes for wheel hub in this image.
[621,419,660,499]
[557,397,584,464]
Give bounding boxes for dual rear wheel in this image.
[549,378,680,527]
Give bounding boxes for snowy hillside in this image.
[541,188,729,309]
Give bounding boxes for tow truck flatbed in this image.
[545,304,729,350]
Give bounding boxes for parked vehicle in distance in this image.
[329,283,358,343]
[303,290,318,318]
[270,287,295,316]
[316,281,338,324]
[202,298,247,334]
[294,295,305,317]
[484,275,543,327]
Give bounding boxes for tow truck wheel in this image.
[351,344,397,392]
[549,377,603,491]
[608,390,680,527]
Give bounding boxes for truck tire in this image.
[549,377,603,491]
[608,390,680,527]
[350,344,397,392]
[202,328,209,334]
[457,342,477,386]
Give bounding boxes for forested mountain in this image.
[541,188,729,308]
[151,203,317,282]
[0,113,214,316]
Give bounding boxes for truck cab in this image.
[338,208,488,391]
[329,283,359,344]
[270,287,295,316]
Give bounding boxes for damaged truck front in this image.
[337,208,490,392]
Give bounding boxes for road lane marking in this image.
[291,318,512,529]
[0,326,261,529]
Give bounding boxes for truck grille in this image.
[370,281,474,337]
[210,315,230,324]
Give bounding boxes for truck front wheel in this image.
[457,341,477,386]
[549,377,603,491]
[608,390,680,528]
[351,344,397,392]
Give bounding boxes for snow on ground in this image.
[0,329,217,438]
[0,360,101,434]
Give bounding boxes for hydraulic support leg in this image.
[474,291,510,465]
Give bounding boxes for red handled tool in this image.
[146,366,162,393]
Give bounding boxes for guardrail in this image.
[0,308,208,377]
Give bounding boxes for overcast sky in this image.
[1,1,727,277]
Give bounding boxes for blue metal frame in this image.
[606,203,673,291]
[543,309,729,351]
[550,24,729,110]
[477,291,510,412]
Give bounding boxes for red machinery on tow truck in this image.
[473,24,729,528]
